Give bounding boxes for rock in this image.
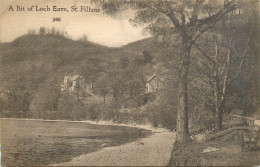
[257,139,260,147]
[243,136,251,142]
[202,147,219,153]
[136,141,144,145]
[195,133,206,142]
[254,120,260,126]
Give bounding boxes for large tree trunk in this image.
[176,40,192,144]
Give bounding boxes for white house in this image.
[61,75,85,94]
[145,74,161,93]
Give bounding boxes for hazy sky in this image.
[0,0,150,47]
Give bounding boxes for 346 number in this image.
[52,17,61,22]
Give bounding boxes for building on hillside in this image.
[145,74,161,93]
[61,75,85,94]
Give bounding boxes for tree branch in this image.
[229,47,248,84]
[189,0,204,26]
[193,42,216,65]
[167,11,182,31]
[197,0,236,26]
[191,0,236,43]
[148,3,182,32]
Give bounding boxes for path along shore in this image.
[47,120,176,166]
[53,129,175,166]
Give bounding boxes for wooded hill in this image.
[0,32,165,120]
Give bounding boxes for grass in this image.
[169,125,260,166]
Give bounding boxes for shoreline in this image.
[1,117,176,166]
[52,128,176,166]
[0,117,165,132]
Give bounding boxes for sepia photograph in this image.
[0,0,259,166]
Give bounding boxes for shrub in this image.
[141,100,177,130]
[86,103,102,121]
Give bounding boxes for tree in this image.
[80,58,104,90]
[39,27,47,35]
[29,80,61,119]
[95,73,111,103]
[57,92,84,120]
[119,56,129,68]
[79,34,88,42]
[28,29,36,35]
[143,51,153,64]
[98,0,236,144]
[75,80,81,101]
[51,27,56,35]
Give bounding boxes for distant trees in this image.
[28,29,36,35]
[78,34,88,43]
[142,51,153,64]
[80,58,104,90]
[28,26,69,38]
[29,80,61,119]
[95,73,110,103]
[0,64,48,118]
[0,90,30,117]
[107,57,146,107]
[57,93,85,120]
[57,92,104,121]
[119,57,129,68]
[39,27,47,35]
[134,51,154,65]
[87,103,101,121]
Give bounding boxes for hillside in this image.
[0,35,111,94]
[0,33,163,118]
[0,34,111,65]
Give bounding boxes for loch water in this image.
[0,119,151,166]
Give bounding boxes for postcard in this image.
[0,0,259,166]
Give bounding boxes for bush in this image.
[57,93,86,120]
[86,103,100,121]
[141,100,177,130]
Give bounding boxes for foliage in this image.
[86,103,101,121]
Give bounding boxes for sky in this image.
[0,0,150,47]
